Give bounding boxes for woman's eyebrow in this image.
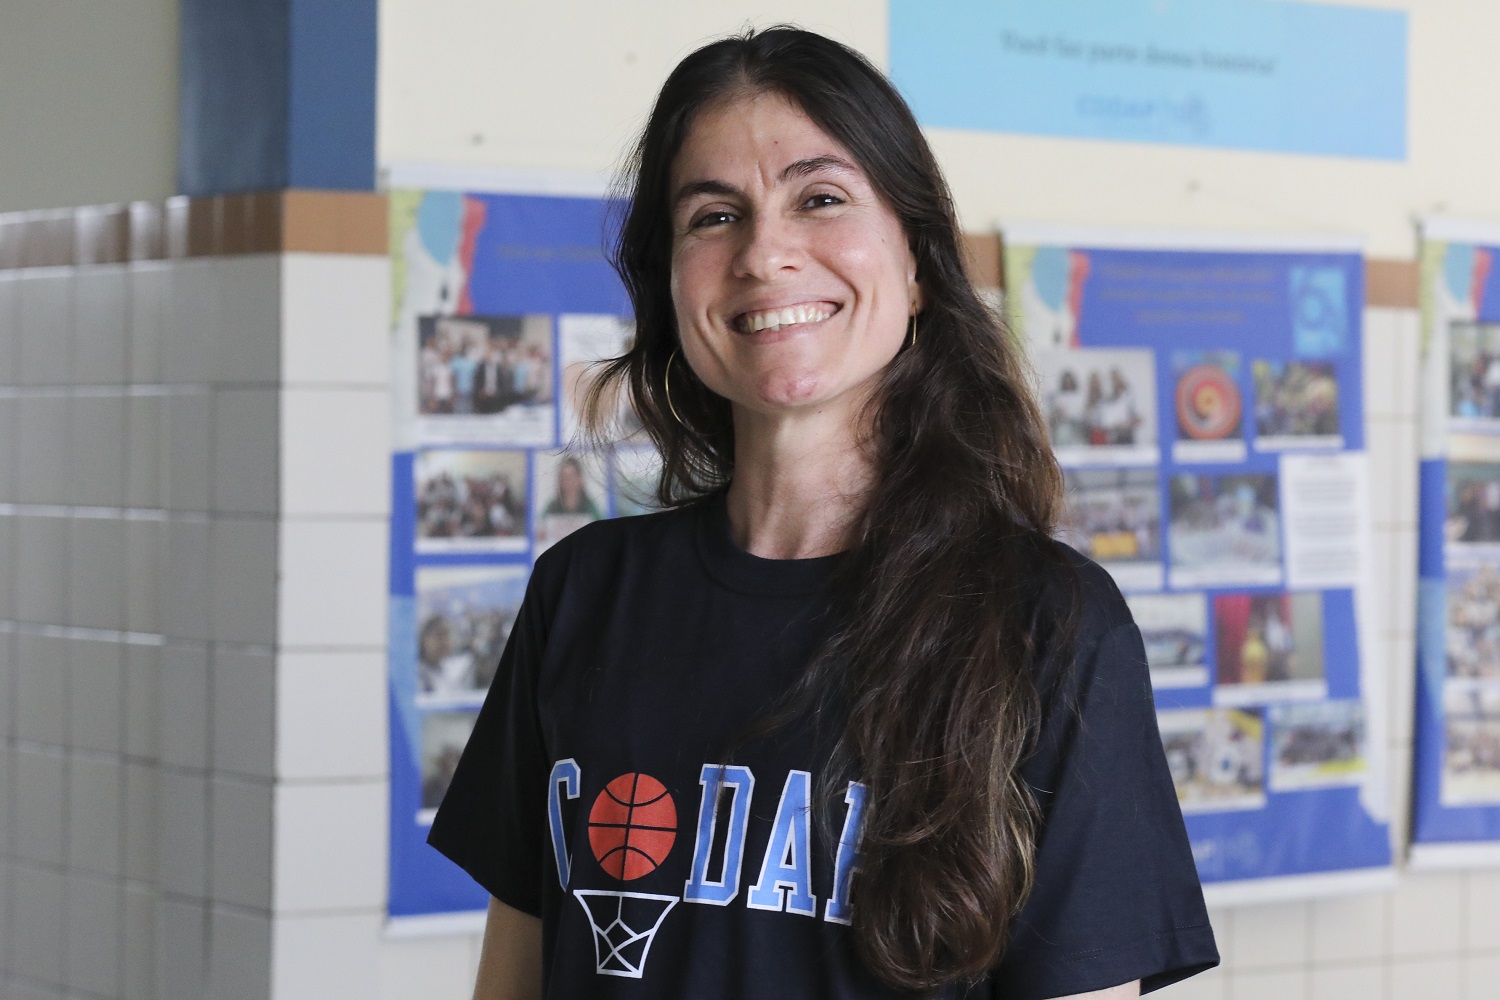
[673,155,859,208]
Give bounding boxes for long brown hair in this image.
[588,27,1077,991]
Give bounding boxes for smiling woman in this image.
[428,25,1219,1000]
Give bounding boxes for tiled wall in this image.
[1,201,1496,999]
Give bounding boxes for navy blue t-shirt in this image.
[428,495,1219,998]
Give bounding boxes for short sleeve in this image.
[426,572,552,916]
[992,579,1220,997]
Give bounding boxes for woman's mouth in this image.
[734,302,840,334]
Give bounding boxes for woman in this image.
[430,27,1217,999]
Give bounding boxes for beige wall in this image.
[0,0,179,214]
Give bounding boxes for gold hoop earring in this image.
[907,312,918,349]
[664,348,685,426]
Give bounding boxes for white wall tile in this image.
[68,393,127,507]
[1363,309,1398,420]
[1227,967,1308,1000]
[128,262,168,384]
[273,781,386,912]
[1391,525,1418,639]
[15,393,71,506]
[15,514,69,624]
[1389,417,1419,528]
[1463,953,1500,1000]
[277,519,388,648]
[377,935,477,1000]
[281,255,392,386]
[162,259,218,384]
[14,747,66,867]
[0,397,16,504]
[276,651,387,781]
[280,387,391,516]
[155,896,208,1000]
[123,518,164,635]
[122,761,158,884]
[5,979,66,1000]
[211,776,274,910]
[209,906,273,1000]
[66,754,122,878]
[216,255,282,385]
[67,636,124,755]
[15,631,68,746]
[162,390,213,512]
[122,640,160,760]
[158,641,210,769]
[122,883,156,999]
[214,646,275,778]
[0,860,12,978]
[1228,900,1310,969]
[1387,625,1417,747]
[1367,416,1399,529]
[125,392,164,508]
[210,518,278,644]
[0,516,12,624]
[64,872,121,998]
[1391,956,1461,998]
[157,768,209,898]
[1307,963,1384,1000]
[1311,893,1389,964]
[10,862,65,986]
[1391,871,1465,958]
[72,267,129,386]
[18,270,73,386]
[1393,310,1421,421]
[1465,870,1500,951]
[214,388,279,514]
[270,911,383,1000]
[0,272,18,384]
[0,743,12,859]
[162,518,211,641]
[69,516,127,632]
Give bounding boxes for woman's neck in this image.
[724,405,874,560]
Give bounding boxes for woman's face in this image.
[668,91,920,419]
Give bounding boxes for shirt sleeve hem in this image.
[426,831,545,919]
[995,923,1221,999]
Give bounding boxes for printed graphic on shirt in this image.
[553,762,867,980]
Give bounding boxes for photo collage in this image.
[1047,345,1359,815]
[408,311,660,819]
[1440,325,1500,806]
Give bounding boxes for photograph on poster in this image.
[416,313,556,445]
[1158,707,1267,813]
[1034,347,1159,466]
[1269,700,1366,791]
[1212,591,1325,705]
[611,446,664,518]
[1445,460,1500,547]
[415,565,527,703]
[1168,473,1282,587]
[1446,560,1500,680]
[414,449,529,553]
[1448,322,1500,427]
[419,709,480,820]
[1251,360,1342,449]
[1057,468,1163,591]
[1441,681,1500,806]
[533,449,609,554]
[1125,592,1210,688]
[560,314,638,445]
[1172,351,1246,464]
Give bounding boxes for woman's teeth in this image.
[740,304,833,333]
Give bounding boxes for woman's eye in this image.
[691,210,736,229]
[803,193,844,209]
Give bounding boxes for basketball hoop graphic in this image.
[573,890,678,978]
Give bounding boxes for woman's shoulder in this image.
[529,501,705,598]
[1024,534,1135,639]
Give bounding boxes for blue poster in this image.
[1008,231,1393,901]
[890,0,1407,160]
[386,190,640,924]
[1411,222,1500,866]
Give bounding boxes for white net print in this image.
[573,890,679,978]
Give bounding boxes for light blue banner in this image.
[890,0,1407,160]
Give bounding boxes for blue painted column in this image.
[178,0,377,195]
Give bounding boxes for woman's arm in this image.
[1053,981,1140,1000]
[472,896,542,1000]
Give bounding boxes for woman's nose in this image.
[732,213,805,281]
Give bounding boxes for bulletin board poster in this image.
[1005,226,1393,905]
[385,188,648,930]
[1410,218,1500,869]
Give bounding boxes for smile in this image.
[733,302,839,334]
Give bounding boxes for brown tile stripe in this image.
[1366,258,1419,309]
[964,232,1003,290]
[0,190,389,269]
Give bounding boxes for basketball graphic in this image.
[1175,364,1242,441]
[588,773,677,881]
